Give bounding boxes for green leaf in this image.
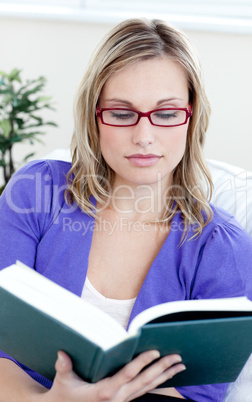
[0,120,12,137]
[30,114,43,122]
[9,68,22,83]
[45,121,58,127]
[38,76,46,83]
[0,70,57,184]
[18,123,43,130]
[23,152,35,163]
[37,96,52,102]
[12,96,20,108]
[15,118,25,129]
[16,79,38,95]
[0,134,10,142]
[0,88,11,94]
[10,132,45,143]
[0,137,11,153]
[12,98,34,112]
[21,84,45,97]
[9,135,22,144]
[0,159,7,167]
[0,71,10,80]
[44,104,57,111]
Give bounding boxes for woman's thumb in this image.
[55,350,73,374]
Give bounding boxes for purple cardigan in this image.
[1,160,252,401]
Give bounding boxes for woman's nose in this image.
[132,116,155,147]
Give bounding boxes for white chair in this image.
[208,159,252,237]
[207,160,252,401]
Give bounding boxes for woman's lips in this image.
[126,154,162,167]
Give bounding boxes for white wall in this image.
[0,16,252,182]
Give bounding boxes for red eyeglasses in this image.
[96,105,192,127]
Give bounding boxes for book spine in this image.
[91,335,140,383]
[89,347,105,382]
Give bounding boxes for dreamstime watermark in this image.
[3,172,72,214]
[2,169,252,234]
[3,171,185,216]
[61,216,186,235]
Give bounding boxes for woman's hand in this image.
[40,350,185,402]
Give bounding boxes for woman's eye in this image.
[111,111,135,120]
[154,111,177,120]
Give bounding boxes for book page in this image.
[128,296,252,335]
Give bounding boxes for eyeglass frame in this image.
[96,105,192,128]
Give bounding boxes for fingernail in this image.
[151,350,161,360]
[180,364,186,371]
[172,355,182,364]
[57,352,65,367]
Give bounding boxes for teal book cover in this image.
[1,263,252,387]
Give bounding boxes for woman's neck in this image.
[104,175,172,222]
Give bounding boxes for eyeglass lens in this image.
[102,109,187,126]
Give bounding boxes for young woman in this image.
[0,18,251,401]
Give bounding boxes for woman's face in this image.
[97,56,190,190]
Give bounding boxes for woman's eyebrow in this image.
[105,97,184,106]
[156,97,184,106]
[105,98,133,106]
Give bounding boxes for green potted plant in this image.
[0,68,57,194]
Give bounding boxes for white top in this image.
[81,277,136,330]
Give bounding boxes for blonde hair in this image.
[66,18,213,239]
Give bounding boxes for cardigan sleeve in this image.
[190,216,252,301]
[177,216,252,402]
[0,159,70,270]
[0,160,54,270]
[0,159,68,389]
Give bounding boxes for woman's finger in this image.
[53,351,86,391]
[55,351,73,374]
[130,357,186,400]
[94,350,162,400]
[51,350,185,402]
[112,350,161,389]
[118,354,186,401]
[101,351,184,401]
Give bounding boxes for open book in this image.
[0,262,252,387]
